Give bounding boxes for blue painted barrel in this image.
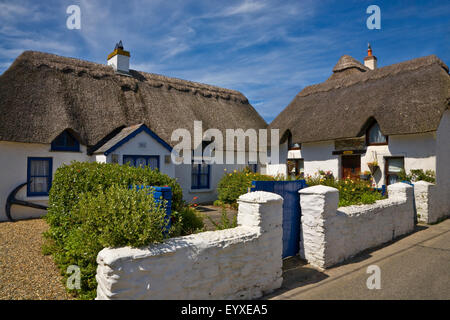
[251,180,307,258]
[130,185,172,234]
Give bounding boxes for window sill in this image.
[25,195,49,201]
[189,188,213,193]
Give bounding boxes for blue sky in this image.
[0,0,449,123]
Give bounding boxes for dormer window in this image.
[51,130,80,151]
[366,122,387,145]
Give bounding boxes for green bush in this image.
[44,185,168,300]
[217,168,275,206]
[43,161,184,299]
[305,172,385,207]
[44,161,182,248]
[398,169,435,183]
[170,206,205,236]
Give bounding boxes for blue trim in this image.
[191,162,210,189]
[27,157,53,197]
[51,131,80,152]
[123,155,160,170]
[104,125,172,155]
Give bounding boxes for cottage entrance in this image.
[251,180,307,258]
[341,155,361,180]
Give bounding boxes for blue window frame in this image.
[191,162,210,189]
[51,131,80,151]
[123,155,160,170]
[27,157,52,197]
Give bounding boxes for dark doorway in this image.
[342,155,361,180]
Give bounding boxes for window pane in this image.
[191,173,198,188]
[136,157,146,168]
[30,177,48,193]
[147,157,159,169]
[123,157,134,166]
[200,163,209,174]
[388,158,404,173]
[368,123,387,144]
[299,160,304,173]
[53,133,66,146]
[191,164,199,173]
[388,175,399,185]
[200,174,208,187]
[65,132,77,147]
[31,160,49,176]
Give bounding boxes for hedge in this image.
[42,161,203,299]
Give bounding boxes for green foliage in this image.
[217,168,276,205]
[170,206,205,236]
[206,206,238,230]
[398,169,435,183]
[43,161,184,299]
[44,185,168,299]
[305,172,385,207]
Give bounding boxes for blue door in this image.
[251,180,307,258]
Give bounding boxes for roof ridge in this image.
[13,50,247,101]
[297,54,449,98]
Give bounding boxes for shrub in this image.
[43,161,184,299]
[398,169,435,183]
[206,206,238,230]
[44,185,168,299]
[44,161,182,248]
[217,168,275,206]
[170,206,205,236]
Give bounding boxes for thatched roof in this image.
[0,51,267,149]
[270,54,450,144]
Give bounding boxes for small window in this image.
[123,155,160,170]
[385,157,404,185]
[366,123,387,145]
[191,162,210,189]
[51,131,80,151]
[27,157,52,196]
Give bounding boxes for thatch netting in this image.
[0,51,267,148]
[270,54,449,144]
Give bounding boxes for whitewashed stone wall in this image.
[414,181,449,224]
[299,183,415,269]
[96,191,283,300]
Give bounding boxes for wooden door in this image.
[342,155,361,180]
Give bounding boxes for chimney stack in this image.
[364,43,377,70]
[107,40,130,73]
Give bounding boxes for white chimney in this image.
[107,40,130,73]
[364,43,377,70]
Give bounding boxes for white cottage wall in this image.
[0,141,90,221]
[435,109,450,219]
[104,131,175,178]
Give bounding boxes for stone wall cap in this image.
[299,185,338,194]
[414,180,434,186]
[238,191,283,203]
[387,182,413,191]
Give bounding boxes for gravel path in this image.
[0,218,72,300]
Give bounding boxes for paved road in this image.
[266,219,450,300]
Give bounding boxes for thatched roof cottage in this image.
[0,43,267,221]
[265,45,450,222]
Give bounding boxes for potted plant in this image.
[367,160,379,174]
